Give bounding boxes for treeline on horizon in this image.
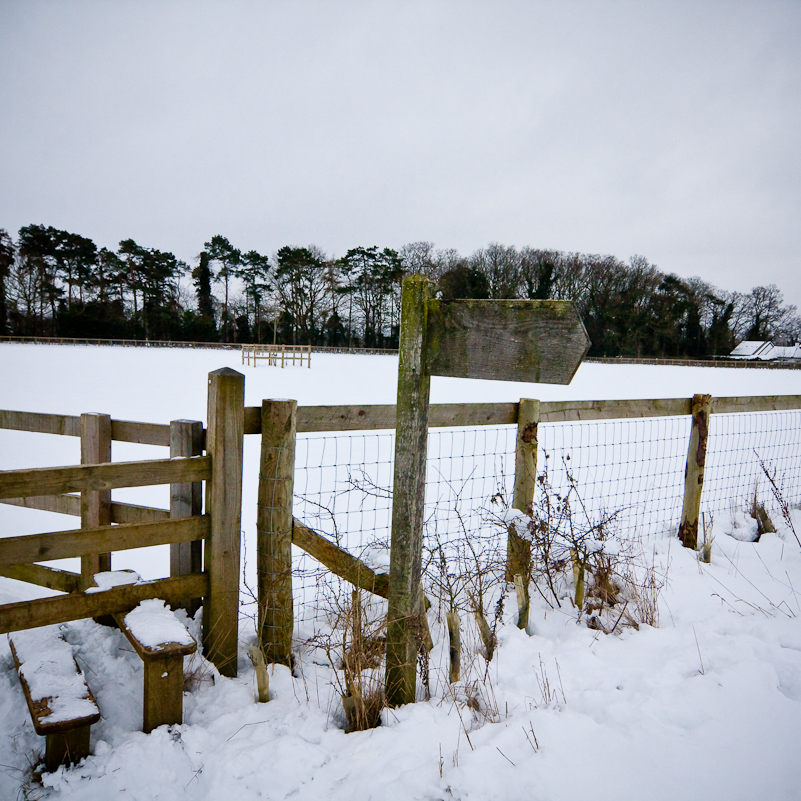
[0,225,798,358]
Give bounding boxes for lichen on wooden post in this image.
[80,412,111,589]
[678,393,713,550]
[386,275,431,707]
[257,398,296,666]
[203,368,245,677]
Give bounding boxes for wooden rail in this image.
[0,516,209,567]
[585,356,801,370]
[292,518,389,599]
[1,336,399,356]
[0,410,172,445]
[9,395,800,444]
[0,563,81,593]
[240,394,801,435]
[0,495,169,523]
[0,456,210,500]
[0,573,208,634]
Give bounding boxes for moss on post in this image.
[386,275,431,707]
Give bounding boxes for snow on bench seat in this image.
[8,625,100,771]
[113,599,197,733]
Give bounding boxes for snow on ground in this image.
[1,344,801,800]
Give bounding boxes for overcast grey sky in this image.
[1,1,799,306]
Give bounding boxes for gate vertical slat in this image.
[203,368,245,677]
[170,419,204,614]
[80,413,111,588]
[257,398,296,666]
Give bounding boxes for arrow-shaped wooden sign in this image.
[386,276,592,708]
[426,299,590,385]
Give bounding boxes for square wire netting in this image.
[702,409,801,526]
[292,426,516,628]
[537,416,691,542]
[291,409,801,629]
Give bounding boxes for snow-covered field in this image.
[1,344,801,801]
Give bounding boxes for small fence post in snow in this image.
[678,393,713,550]
[257,398,296,666]
[203,368,245,677]
[80,412,112,588]
[507,398,539,628]
[170,419,204,614]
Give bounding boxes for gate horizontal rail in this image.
[0,516,209,567]
[0,573,208,635]
[0,456,210,499]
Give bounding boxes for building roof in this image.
[730,341,776,359]
[730,340,801,361]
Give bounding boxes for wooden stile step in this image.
[113,599,197,733]
[8,625,100,772]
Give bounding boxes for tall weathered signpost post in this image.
[385,275,590,707]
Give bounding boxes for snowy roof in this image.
[773,344,801,360]
[729,341,801,361]
[730,341,776,360]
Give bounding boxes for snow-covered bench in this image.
[113,599,197,733]
[8,626,101,772]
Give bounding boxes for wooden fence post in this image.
[203,368,245,677]
[678,393,713,550]
[80,413,111,589]
[386,275,431,707]
[170,419,204,614]
[257,399,296,666]
[506,399,540,577]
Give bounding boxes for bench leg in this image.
[143,655,184,733]
[45,725,91,772]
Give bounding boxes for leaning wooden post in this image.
[678,393,713,550]
[506,399,540,578]
[203,368,245,677]
[257,398,296,666]
[386,275,431,707]
[170,419,204,614]
[80,413,112,589]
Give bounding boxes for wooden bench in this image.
[113,599,197,733]
[8,626,101,772]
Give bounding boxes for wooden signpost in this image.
[386,276,590,707]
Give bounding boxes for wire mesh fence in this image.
[703,410,801,527]
[292,426,517,630]
[291,408,801,628]
[537,416,691,544]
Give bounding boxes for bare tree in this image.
[399,241,437,278]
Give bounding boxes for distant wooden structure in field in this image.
[241,344,312,368]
